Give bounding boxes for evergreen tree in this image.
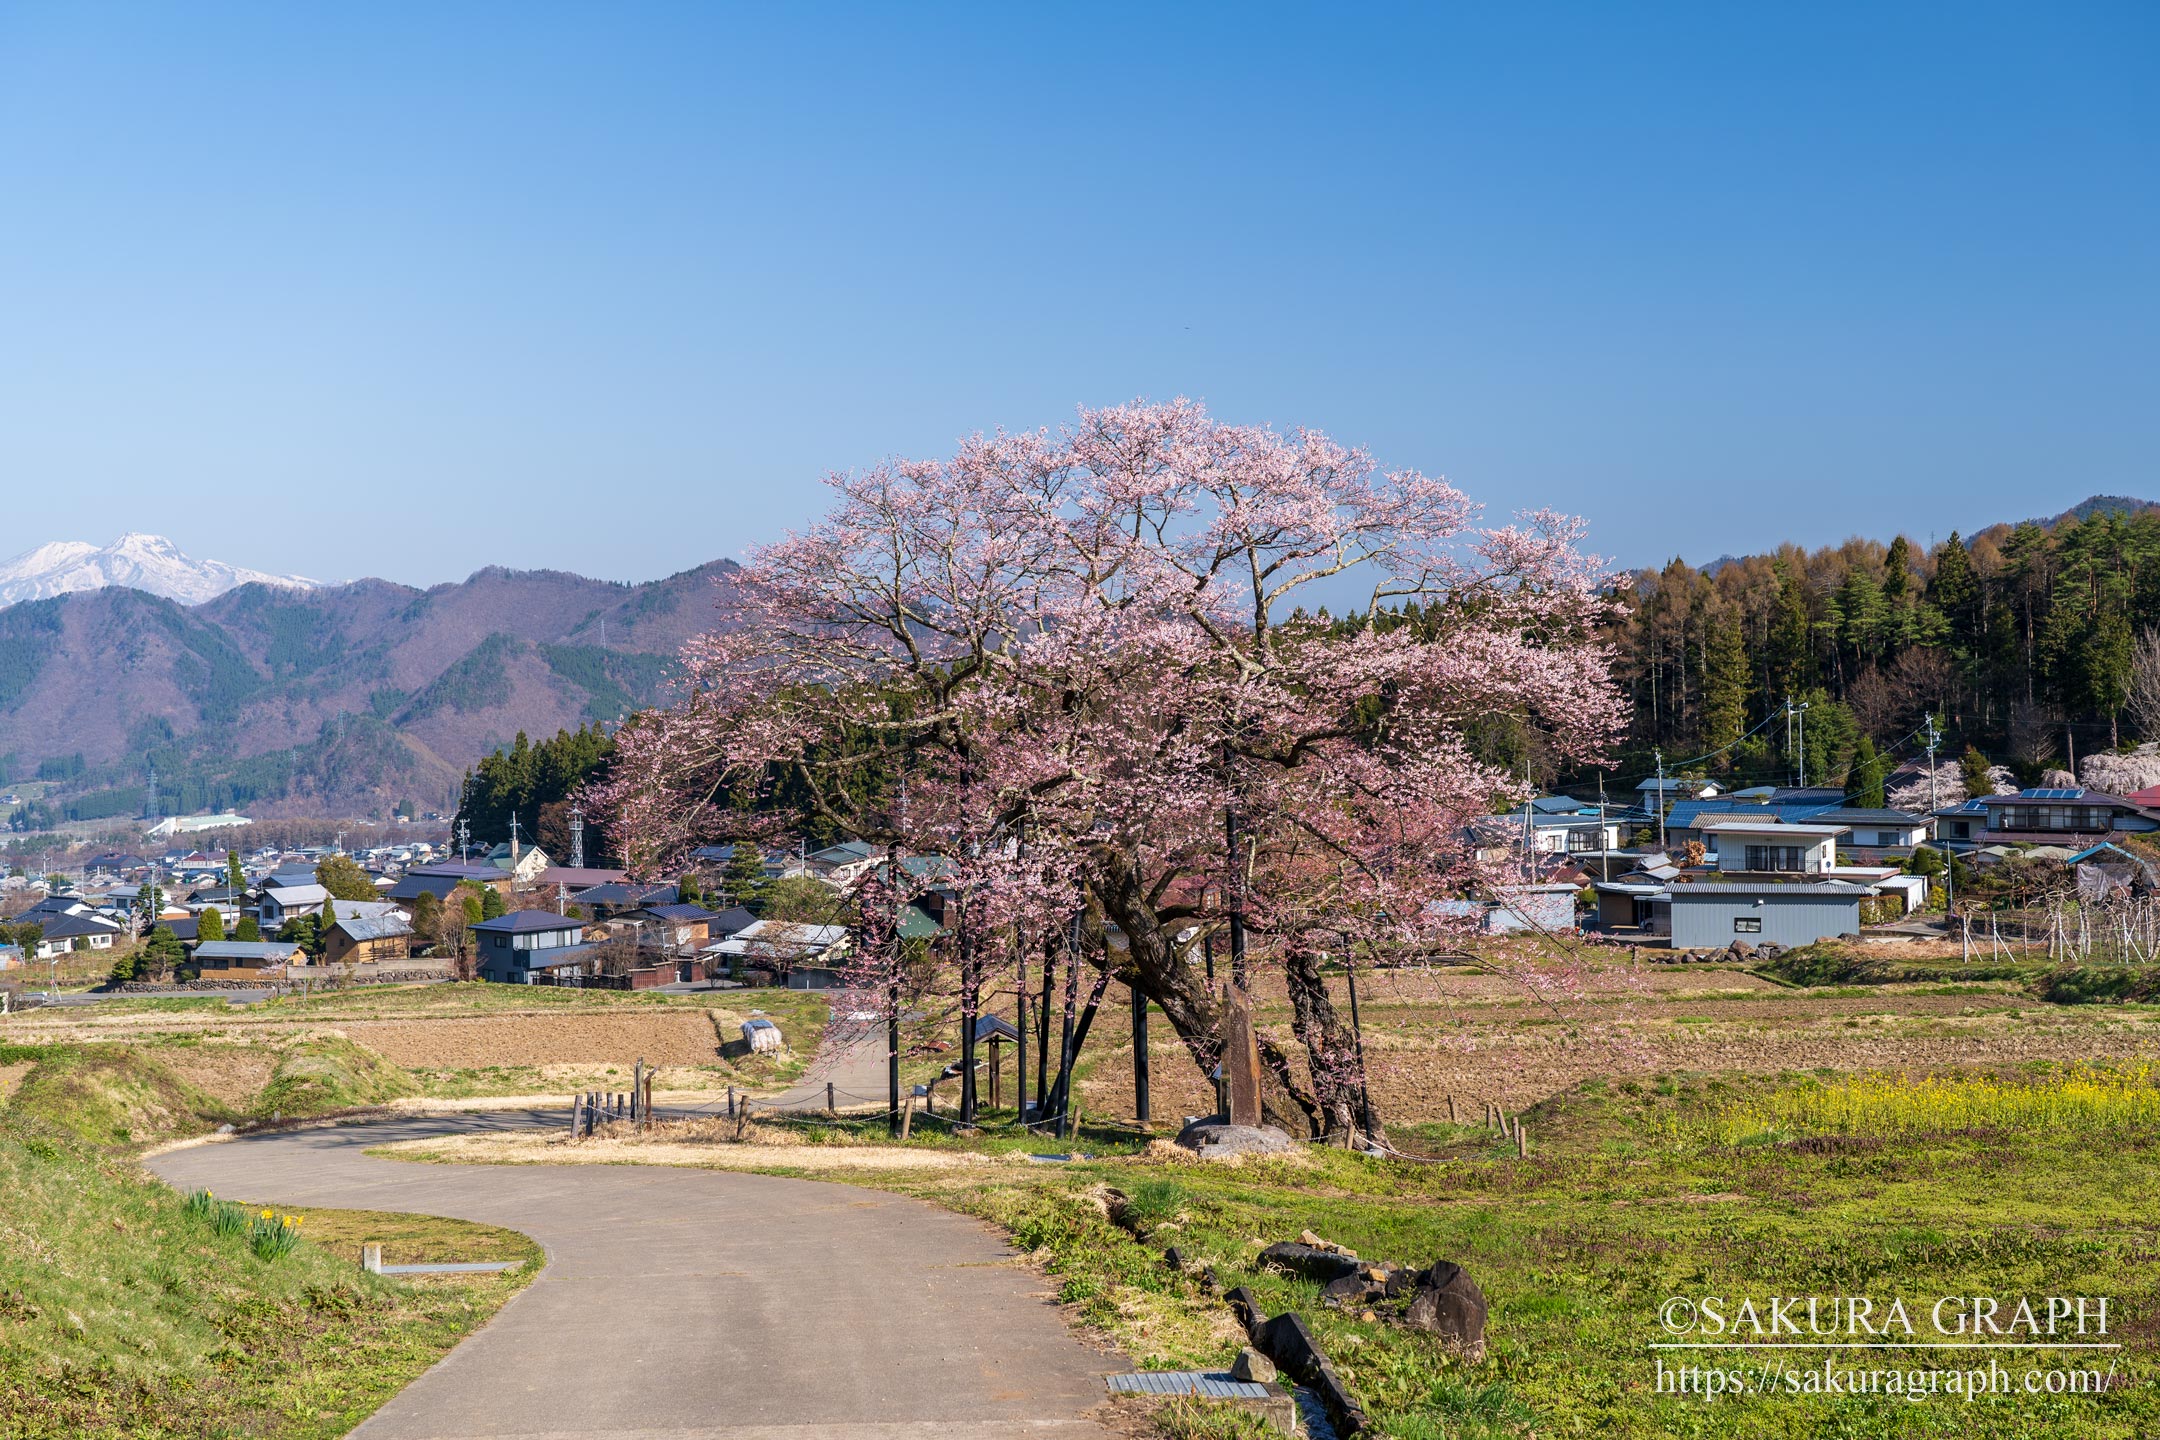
[1960,747,1994,800]
[678,872,703,906]
[226,849,246,897]
[235,915,261,942]
[410,888,442,940]
[1701,613,1750,767]
[322,898,338,930]
[196,906,225,944]
[723,843,769,914]
[1851,734,1885,809]
[139,925,185,980]
[2088,609,2134,748]
[1766,565,1815,696]
[479,885,507,921]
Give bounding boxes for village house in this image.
[1698,820,1847,875]
[708,919,851,988]
[1667,881,1869,949]
[388,861,513,905]
[471,910,600,984]
[321,914,415,966]
[32,911,122,960]
[626,901,728,951]
[256,882,328,926]
[1966,787,2160,846]
[194,939,302,975]
[570,880,677,920]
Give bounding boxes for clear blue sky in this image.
[1,4,2153,589]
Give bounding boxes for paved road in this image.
[148,1112,1118,1440]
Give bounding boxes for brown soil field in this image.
[340,1013,727,1068]
[0,1061,31,1103]
[1075,985,2160,1125]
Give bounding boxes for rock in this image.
[1300,1228,1355,1255]
[1727,940,1755,960]
[1162,1245,1186,1271]
[1258,1241,1366,1284]
[1173,1119,1297,1160]
[215,1123,235,1135]
[1404,1261,1488,1358]
[1230,1346,1277,1384]
[1320,1274,1379,1307]
[1253,1311,1370,1435]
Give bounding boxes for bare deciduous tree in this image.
[2125,631,2160,743]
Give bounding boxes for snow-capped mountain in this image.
[0,533,321,607]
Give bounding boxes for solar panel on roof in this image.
[2023,788,2085,800]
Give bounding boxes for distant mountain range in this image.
[0,553,740,820]
[0,533,320,607]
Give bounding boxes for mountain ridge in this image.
[0,559,740,820]
[0,533,320,607]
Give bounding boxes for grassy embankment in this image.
[388,1062,2160,1440]
[0,1037,539,1440]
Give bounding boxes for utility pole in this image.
[1654,749,1666,852]
[456,819,470,863]
[1922,714,1949,920]
[1922,715,1942,815]
[1796,702,1811,788]
[568,803,584,869]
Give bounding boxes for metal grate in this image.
[378,1261,522,1274]
[1106,1372,1274,1399]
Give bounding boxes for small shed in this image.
[195,939,303,974]
[1667,882,1867,950]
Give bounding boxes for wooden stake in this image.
[1447,1093,1457,1124]
[826,1081,836,1115]
[1517,1123,1528,1159]
[900,1092,916,1140]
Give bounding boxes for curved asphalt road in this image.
[148,1112,1118,1440]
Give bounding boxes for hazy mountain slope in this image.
[0,560,738,817]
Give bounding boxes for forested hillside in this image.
[1598,495,2160,793]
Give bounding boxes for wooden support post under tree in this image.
[827,1081,836,1115]
[1130,983,1150,1125]
[900,1091,916,1141]
[1220,983,1264,1129]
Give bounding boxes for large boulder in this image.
[1404,1261,1488,1358]
[1174,1119,1296,1160]
[1258,1241,1365,1284]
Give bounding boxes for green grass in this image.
[5,1045,237,1149]
[651,1073,2160,1438]
[0,1104,538,1440]
[253,1035,419,1119]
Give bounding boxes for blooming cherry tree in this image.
[596,400,1623,1138]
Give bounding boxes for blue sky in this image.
[1,4,2153,589]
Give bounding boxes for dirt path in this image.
[147,1112,1119,1439]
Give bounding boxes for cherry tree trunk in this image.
[1281,942,1380,1143]
[1089,851,1321,1136]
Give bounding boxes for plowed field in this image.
[341,1013,725,1068]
